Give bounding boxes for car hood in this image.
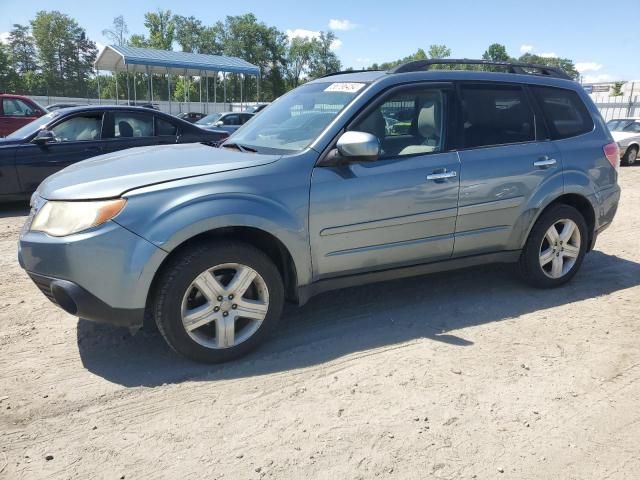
[37,142,280,200]
[611,131,640,143]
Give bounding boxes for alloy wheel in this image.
[180,263,269,349]
[538,219,581,279]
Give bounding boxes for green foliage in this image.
[482,43,511,62]
[427,44,451,59]
[144,10,175,50]
[370,44,450,70]
[611,81,626,97]
[30,10,97,96]
[517,53,579,80]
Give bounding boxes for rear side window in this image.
[459,84,534,148]
[156,117,178,136]
[113,112,153,138]
[531,86,594,139]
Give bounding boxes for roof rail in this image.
[320,69,381,78]
[388,59,572,80]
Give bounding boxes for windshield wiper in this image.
[221,142,257,153]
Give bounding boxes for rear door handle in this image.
[426,170,457,181]
[533,157,557,168]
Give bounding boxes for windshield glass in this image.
[228,81,368,153]
[607,119,634,132]
[6,111,60,139]
[195,113,222,126]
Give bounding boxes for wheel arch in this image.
[523,193,597,251]
[146,226,301,320]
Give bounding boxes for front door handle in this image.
[533,157,557,168]
[426,170,457,181]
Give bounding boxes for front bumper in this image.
[19,220,167,328]
[27,272,145,327]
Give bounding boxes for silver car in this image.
[19,59,621,363]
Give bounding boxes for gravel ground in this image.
[1,168,639,480]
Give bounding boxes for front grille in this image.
[29,274,58,305]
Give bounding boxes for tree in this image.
[611,81,626,97]
[517,53,579,80]
[128,34,148,48]
[428,44,451,59]
[143,10,175,50]
[0,43,20,92]
[8,24,38,74]
[308,31,341,78]
[102,15,129,46]
[482,43,510,62]
[31,11,97,96]
[286,37,314,87]
[174,15,206,53]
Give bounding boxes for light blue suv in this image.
[19,60,621,363]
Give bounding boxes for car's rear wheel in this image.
[623,145,638,166]
[154,241,284,363]
[519,204,588,288]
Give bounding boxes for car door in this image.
[102,110,158,153]
[0,97,43,137]
[14,111,106,193]
[453,82,562,257]
[309,84,460,279]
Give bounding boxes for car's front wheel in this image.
[154,241,284,363]
[519,204,588,288]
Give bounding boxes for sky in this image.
[1,0,638,83]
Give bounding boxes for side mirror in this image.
[31,130,56,145]
[214,121,224,127]
[336,131,380,161]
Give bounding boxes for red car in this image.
[0,94,46,137]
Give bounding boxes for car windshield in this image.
[5,111,60,139]
[607,119,636,132]
[195,113,222,126]
[228,81,368,153]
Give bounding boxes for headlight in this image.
[30,199,126,237]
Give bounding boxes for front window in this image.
[607,119,640,132]
[195,113,221,126]
[229,81,368,153]
[5,111,60,140]
[51,114,102,142]
[2,98,36,116]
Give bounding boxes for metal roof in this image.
[95,45,260,76]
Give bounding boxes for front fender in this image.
[116,191,312,286]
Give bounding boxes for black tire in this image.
[622,145,638,166]
[153,240,284,363]
[518,204,588,288]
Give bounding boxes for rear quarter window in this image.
[531,86,594,140]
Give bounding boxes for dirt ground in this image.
[1,169,639,480]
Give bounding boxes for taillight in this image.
[604,142,620,171]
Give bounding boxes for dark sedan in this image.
[0,106,229,201]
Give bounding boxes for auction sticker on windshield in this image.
[324,82,366,93]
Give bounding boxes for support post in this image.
[214,72,217,111]
[126,65,130,105]
[183,69,187,112]
[223,72,227,111]
[115,71,119,105]
[134,72,137,104]
[97,70,101,104]
[205,73,209,114]
[257,72,260,104]
[150,72,154,103]
[167,69,171,114]
[240,73,243,111]
[199,70,203,112]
